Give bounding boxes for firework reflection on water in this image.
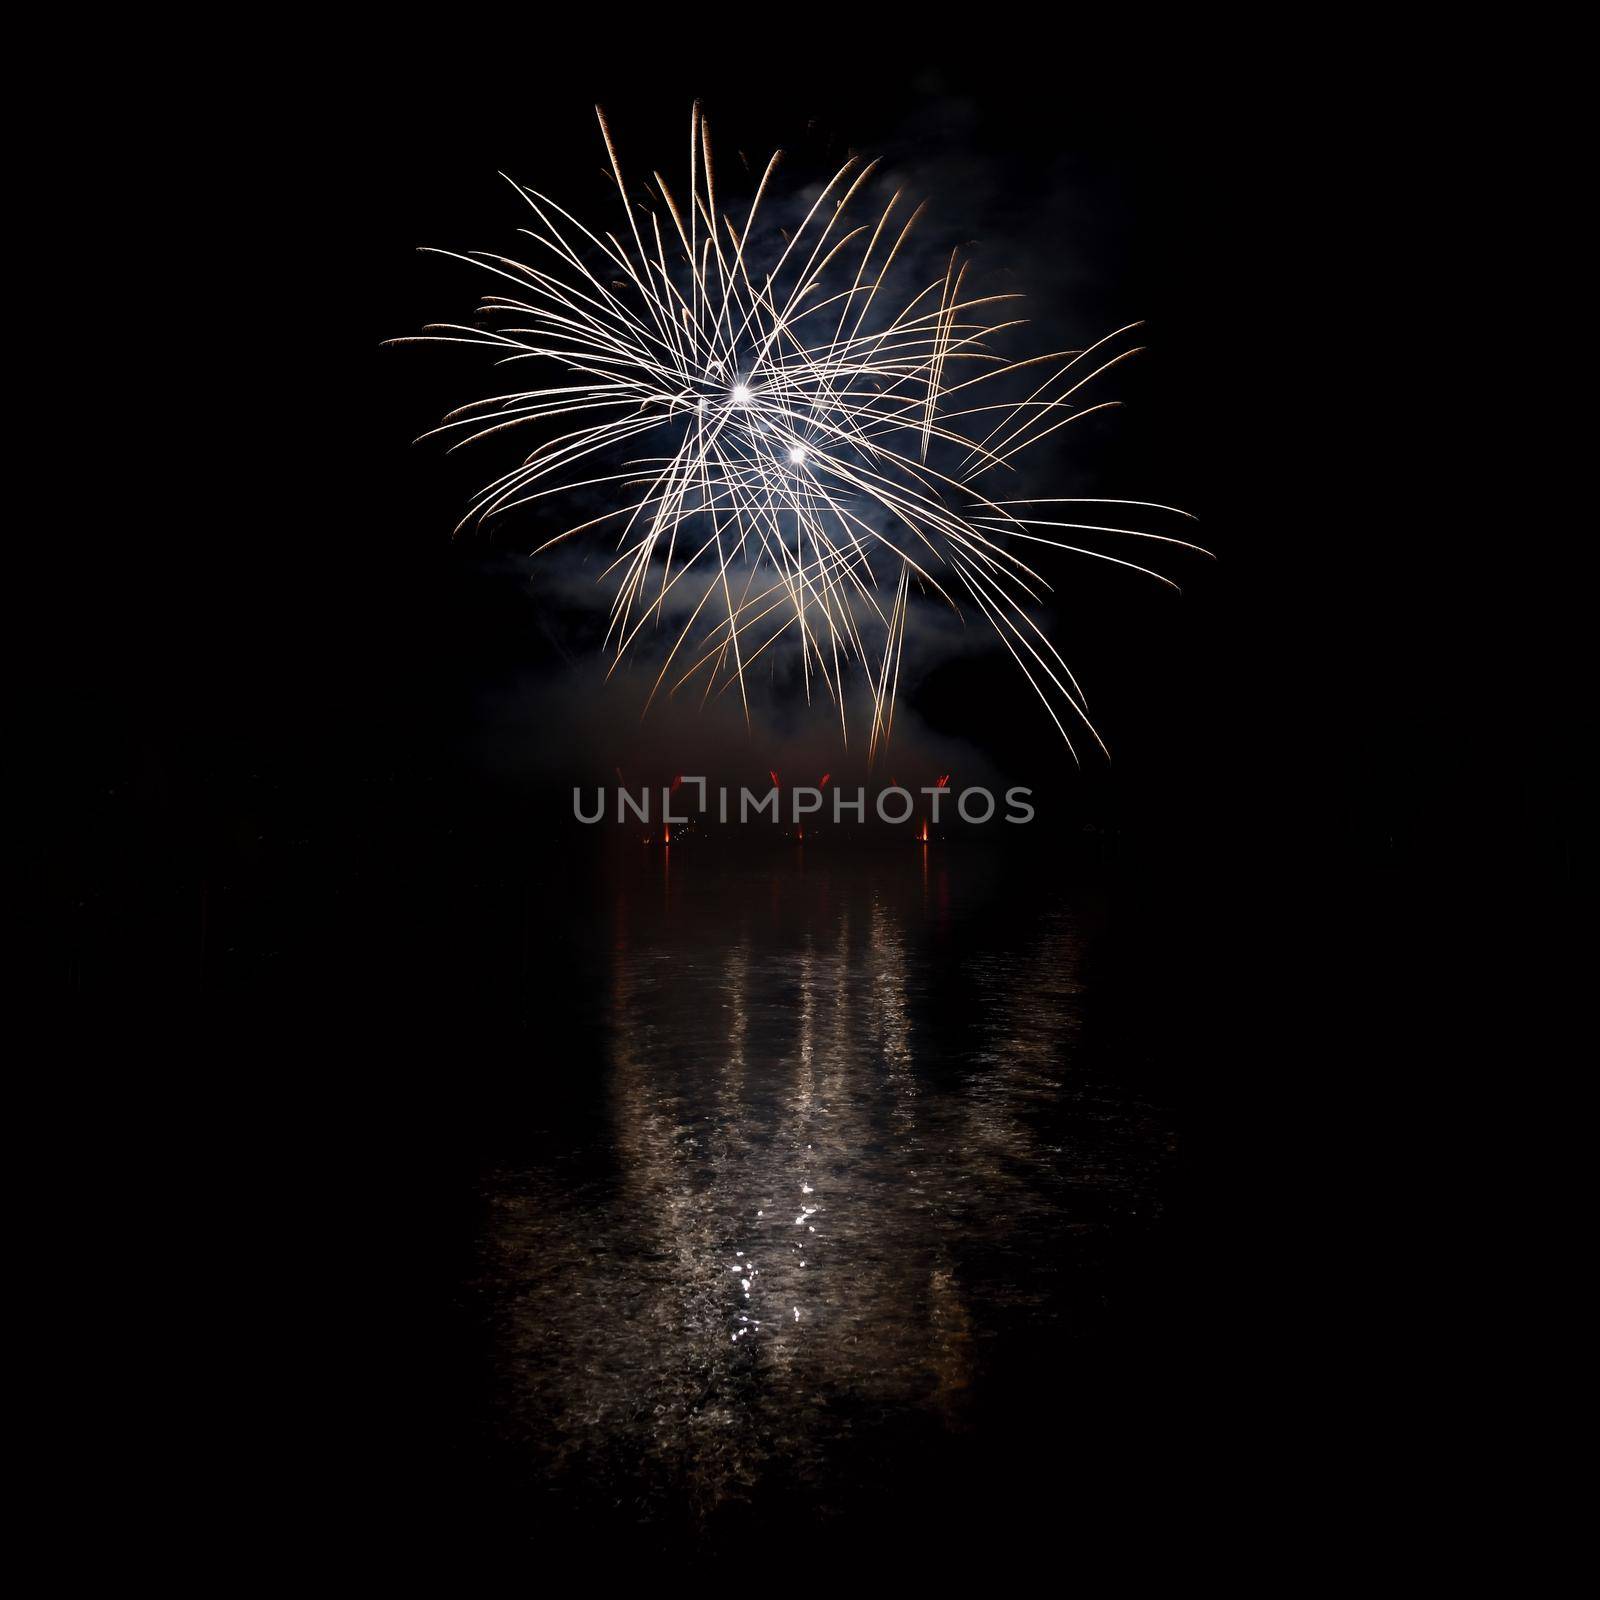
[476,851,1174,1536]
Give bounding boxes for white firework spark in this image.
[394,105,1208,761]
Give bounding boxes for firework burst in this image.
[394,105,1209,761]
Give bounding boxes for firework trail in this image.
[394,105,1209,761]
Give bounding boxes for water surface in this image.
[463,845,1181,1552]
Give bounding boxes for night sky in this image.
[128,87,1270,806]
[61,57,1431,1008]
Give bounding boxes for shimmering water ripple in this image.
[475,852,1174,1533]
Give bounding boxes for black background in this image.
[42,29,1571,1577]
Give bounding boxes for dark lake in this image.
[303,838,1209,1566]
[76,790,1241,1572]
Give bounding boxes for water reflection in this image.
[481,851,1172,1534]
